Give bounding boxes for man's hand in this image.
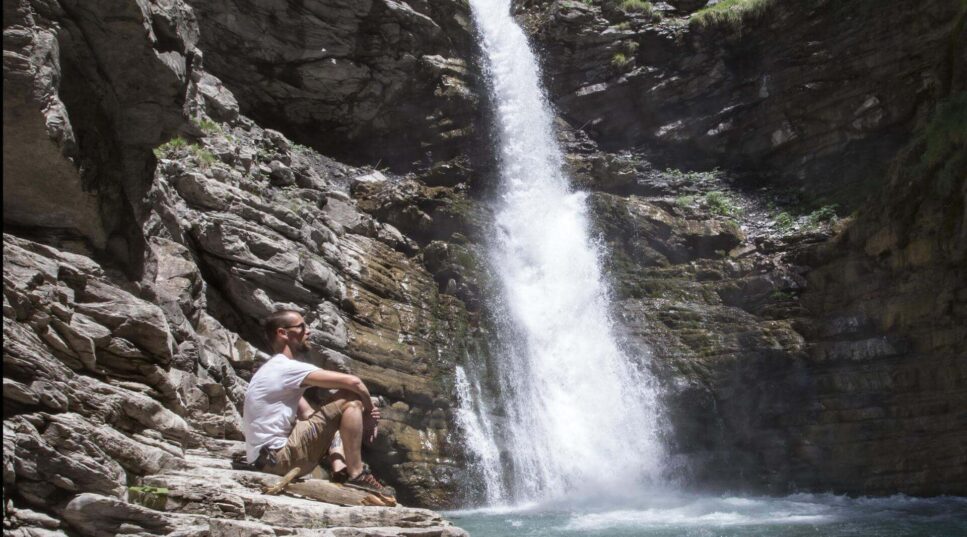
[303,369,372,404]
[364,398,380,446]
[303,369,379,444]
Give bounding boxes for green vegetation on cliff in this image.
[689,0,774,32]
[153,136,218,168]
[704,191,742,217]
[618,0,654,15]
[611,52,630,68]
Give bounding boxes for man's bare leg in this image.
[338,398,365,478]
[329,433,348,478]
[324,389,377,478]
[297,396,315,420]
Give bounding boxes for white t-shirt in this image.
[243,354,319,463]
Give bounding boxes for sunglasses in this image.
[283,322,307,331]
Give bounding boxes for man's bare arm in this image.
[301,369,373,410]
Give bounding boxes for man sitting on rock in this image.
[243,309,392,496]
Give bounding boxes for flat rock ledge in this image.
[7,440,466,537]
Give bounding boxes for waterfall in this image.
[460,0,665,504]
[453,364,506,504]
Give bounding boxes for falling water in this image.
[462,0,665,504]
[453,365,507,504]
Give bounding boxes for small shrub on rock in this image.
[619,0,653,14]
[704,191,741,217]
[689,0,774,33]
[152,136,188,159]
[611,52,630,68]
[195,117,222,136]
[675,195,697,208]
[775,211,795,231]
[807,204,838,228]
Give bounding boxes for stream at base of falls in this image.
[448,493,967,537]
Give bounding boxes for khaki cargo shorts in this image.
[260,399,343,478]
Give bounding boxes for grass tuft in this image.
[195,117,223,136]
[664,168,719,183]
[619,0,654,14]
[152,136,217,168]
[806,204,838,228]
[675,195,697,208]
[704,191,742,217]
[775,211,795,231]
[191,145,217,168]
[153,136,188,159]
[611,52,631,68]
[689,0,774,33]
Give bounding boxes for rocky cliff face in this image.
[3,0,197,265]
[533,0,962,207]
[186,0,488,173]
[3,0,965,533]
[4,0,486,534]
[525,0,966,496]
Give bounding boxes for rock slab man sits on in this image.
[243,309,392,496]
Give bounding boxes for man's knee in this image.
[340,399,364,413]
[329,389,363,403]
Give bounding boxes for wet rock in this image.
[421,241,486,310]
[590,192,745,269]
[568,151,639,192]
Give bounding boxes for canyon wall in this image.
[4,1,488,534]
[525,0,966,495]
[2,0,965,534]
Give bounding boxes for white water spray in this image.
[453,365,506,504]
[462,0,665,504]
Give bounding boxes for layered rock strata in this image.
[531,0,963,207]
[186,0,487,171]
[4,5,965,537]
[3,0,199,266]
[3,112,475,536]
[546,0,967,494]
[4,0,485,534]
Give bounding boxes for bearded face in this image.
[290,327,310,354]
[280,313,311,355]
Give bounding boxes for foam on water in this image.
[448,494,967,537]
[563,493,967,530]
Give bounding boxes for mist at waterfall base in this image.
[452,0,967,534]
[448,494,967,537]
